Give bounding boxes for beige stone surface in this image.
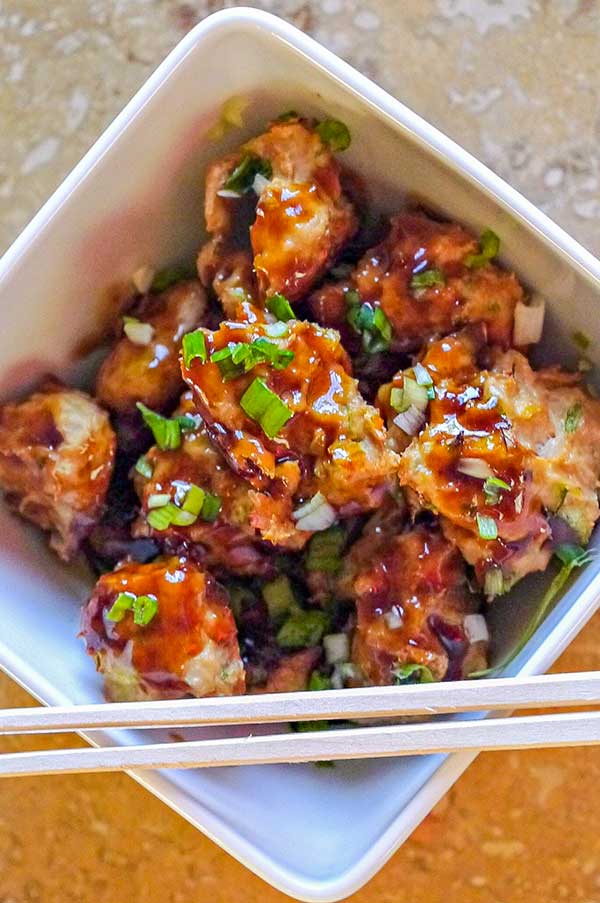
[1,1,600,901]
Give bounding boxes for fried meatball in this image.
[132,392,298,572]
[199,119,357,306]
[0,385,115,560]
[95,279,208,416]
[396,335,600,596]
[181,319,399,534]
[81,555,245,701]
[339,522,487,684]
[309,212,523,352]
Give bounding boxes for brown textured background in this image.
[1,1,600,901]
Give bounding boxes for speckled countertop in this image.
[1,2,600,902]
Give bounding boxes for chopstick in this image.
[1,709,600,777]
[1,670,600,735]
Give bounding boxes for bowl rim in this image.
[2,7,600,901]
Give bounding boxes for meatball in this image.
[95,279,208,416]
[309,212,523,352]
[181,318,399,533]
[199,118,357,306]
[0,385,115,560]
[81,555,245,701]
[396,335,600,596]
[132,392,299,572]
[339,522,487,684]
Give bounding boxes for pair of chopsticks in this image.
[1,671,599,777]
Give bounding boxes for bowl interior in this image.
[1,12,600,899]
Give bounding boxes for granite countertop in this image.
[1,1,600,901]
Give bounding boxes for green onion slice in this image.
[136,403,182,451]
[134,455,153,479]
[308,671,332,691]
[267,293,295,322]
[106,592,136,623]
[483,476,511,505]
[151,265,193,293]
[132,594,158,626]
[277,609,330,649]
[305,526,346,574]
[392,663,435,685]
[410,268,445,291]
[240,377,293,438]
[464,229,500,269]
[565,402,583,433]
[315,119,351,152]
[223,154,273,195]
[346,294,392,354]
[476,513,498,540]
[211,338,294,381]
[182,330,207,368]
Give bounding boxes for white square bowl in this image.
[2,8,600,901]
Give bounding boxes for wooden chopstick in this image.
[1,709,600,777]
[1,671,599,735]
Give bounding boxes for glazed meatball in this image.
[181,318,399,535]
[0,385,115,560]
[81,555,245,701]
[96,279,208,416]
[199,118,357,306]
[309,212,523,352]
[396,334,600,596]
[339,522,487,684]
[132,392,300,572]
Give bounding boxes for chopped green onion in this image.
[267,293,295,321]
[555,543,589,567]
[390,377,429,414]
[392,663,435,685]
[136,403,182,451]
[572,330,591,351]
[276,109,299,122]
[123,316,154,346]
[212,338,294,381]
[413,362,433,386]
[315,119,351,152]
[472,544,593,678]
[147,493,171,509]
[106,592,136,623]
[146,505,175,531]
[290,720,331,732]
[464,229,500,269]
[483,476,511,505]
[151,265,193,293]
[176,414,201,432]
[134,455,153,479]
[132,594,158,626]
[165,503,197,527]
[410,268,445,291]
[182,484,205,516]
[182,330,207,368]
[476,513,498,540]
[200,492,221,522]
[308,671,332,691]
[240,377,293,438]
[223,154,273,195]
[262,575,297,623]
[346,294,392,354]
[565,402,583,433]
[305,526,346,574]
[264,321,289,338]
[483,565,505,598]
[277,609,330,649]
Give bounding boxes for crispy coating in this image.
[81,555,245,701]
[309,212,523,351]
[339,521,487,684]
[132,392,300,571]
[96,280,208,415]
[0,385,115,560]
[396,334,600,595]
[181,319,399,526]
[200,119,357,305]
